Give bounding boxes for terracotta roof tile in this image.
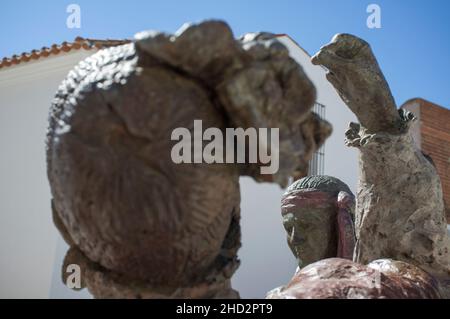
[0,37,130,69]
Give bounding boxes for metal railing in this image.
[308,102,326,176]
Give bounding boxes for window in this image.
[308,102,326,176]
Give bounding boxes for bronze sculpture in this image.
[269,33,450,299]
[268,175,443,299]
[312,33,450,296]
[46,21,330,298]
[281,175,356,268]
[267,258,442,299]
[47,19,450,298]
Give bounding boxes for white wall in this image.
[278,36,359,189]
[0,51,93,298]
[232,36,359,298]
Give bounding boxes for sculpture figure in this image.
[267,258,442,299]
[47,21,331,298]
[269,33,450,299]
[269,176,443,299]
[311,34,450,296]
[281,175,356,268]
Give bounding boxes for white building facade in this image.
[0,47,95,298]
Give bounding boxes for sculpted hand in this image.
[311,34,401,134]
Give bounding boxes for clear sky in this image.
[1,0,449,108]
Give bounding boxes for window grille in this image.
[308,102,326,176]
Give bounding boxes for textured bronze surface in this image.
[310,33,450,298]
[267,258,442,299]
[269,33,450,299]
[281,175,356,268]
[47,20,325,298]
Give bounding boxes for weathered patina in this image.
[267,258,442,299]
[310,33,450,297]
[47,21,329,298]
[281,175,356,267]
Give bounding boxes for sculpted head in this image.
[46,20,331,297]
[281,175,355,267]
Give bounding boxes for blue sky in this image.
[1,0,449,108]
